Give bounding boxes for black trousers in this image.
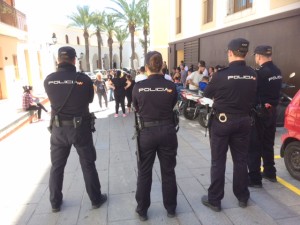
[208,116,251,206]
[135,124,178,214]
[26,103,47,119]
[49,121,102,208]
[248,107,277,182]
[114,92,125,114]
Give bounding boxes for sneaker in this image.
[261,172,277,182]
[248,179,262,188]
[135,208,148,221]
[167,210,176,218]
[201,195,221,212]
[114,114,118,118]
[92,194,107,209]
[238,200,248,208]
[52,201,63,213]
[123,114,127,117]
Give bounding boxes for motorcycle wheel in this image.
[284,141,300,181]
[198,111,208,128]
[183,103,198,120]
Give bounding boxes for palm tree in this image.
[91,11,105,69]
[109,0,146,69]
[115,26,129,69]
[68,5,94,71]
[139,1,149,65]
[102,14,118,69]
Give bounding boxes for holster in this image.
[89,112,96,132]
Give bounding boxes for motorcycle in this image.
[276,72,296,127]
[178,89,202,120]
[196,97,214,128]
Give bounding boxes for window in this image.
[77,36,80,45]
[65,35,69,44]
[12,55,20,80]
[203,0,213,24]
[176,0,182,34]
[234,0,252,13]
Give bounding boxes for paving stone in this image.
[27,212,60,225]
[276,216,300,225]
[224,205,277,225]
[250,190,297,219]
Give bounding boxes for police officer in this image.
[202,38,257,212]
[248,45,282,187]
[132,51,178,221]
[44,46,107,212]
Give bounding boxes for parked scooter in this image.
[276,72,296,127]
[196,97,214,128]
[178,89,202,120]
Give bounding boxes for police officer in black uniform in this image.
[248,45,282,187]
[132,51,178,221]
[201,38,257,212]
[44,46,107,212]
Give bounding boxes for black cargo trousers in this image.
[208,116,251,206]
[135,124,178,215]
[49,120,102,208]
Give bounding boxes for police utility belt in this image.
[52,115,84,128]
[213,111,249,123]
[137,117,174,130]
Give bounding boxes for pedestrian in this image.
[125,74,135,113]
[22,85,47,122]
[112,70,127,117]
[44,46,107,213]
[180,64,187,88]
[135,66,147,83]
[187,65,203,93]
[93,73,108,110]
[248,45,282,187]
[106,74,115,101]
[132,51,178,221]
[202,38,257,212]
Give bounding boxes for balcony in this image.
[0,0,27,31]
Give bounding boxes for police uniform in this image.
[44,46,106,212]
[132,52,178,219]
[248,45,282,186]
[202,38,257,210]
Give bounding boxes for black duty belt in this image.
[215,112,249,123]
[143,120,174,128]
[59,120,74,126]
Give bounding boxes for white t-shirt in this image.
[135,74,147,82]
[189,71,203,90]
[164,74,173,81]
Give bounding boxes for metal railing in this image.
[0,0,27,31]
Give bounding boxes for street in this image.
[0,98,300,225]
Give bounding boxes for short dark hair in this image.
[140,66,145,73]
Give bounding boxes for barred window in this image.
[203,0,213,24]
[234,0,253,13]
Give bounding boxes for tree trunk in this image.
[84,30,90,72]
[96,30,102,69]
[108,37,113,69]
[144,27,148,66]
[129,25,135,69]
[119,45,123,69]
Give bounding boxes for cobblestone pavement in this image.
[1,99,300,225]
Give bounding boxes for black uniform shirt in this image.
[204,60,257,114]
[132,74,178,122]
[44,63,94,119]
[256,61,282,106]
